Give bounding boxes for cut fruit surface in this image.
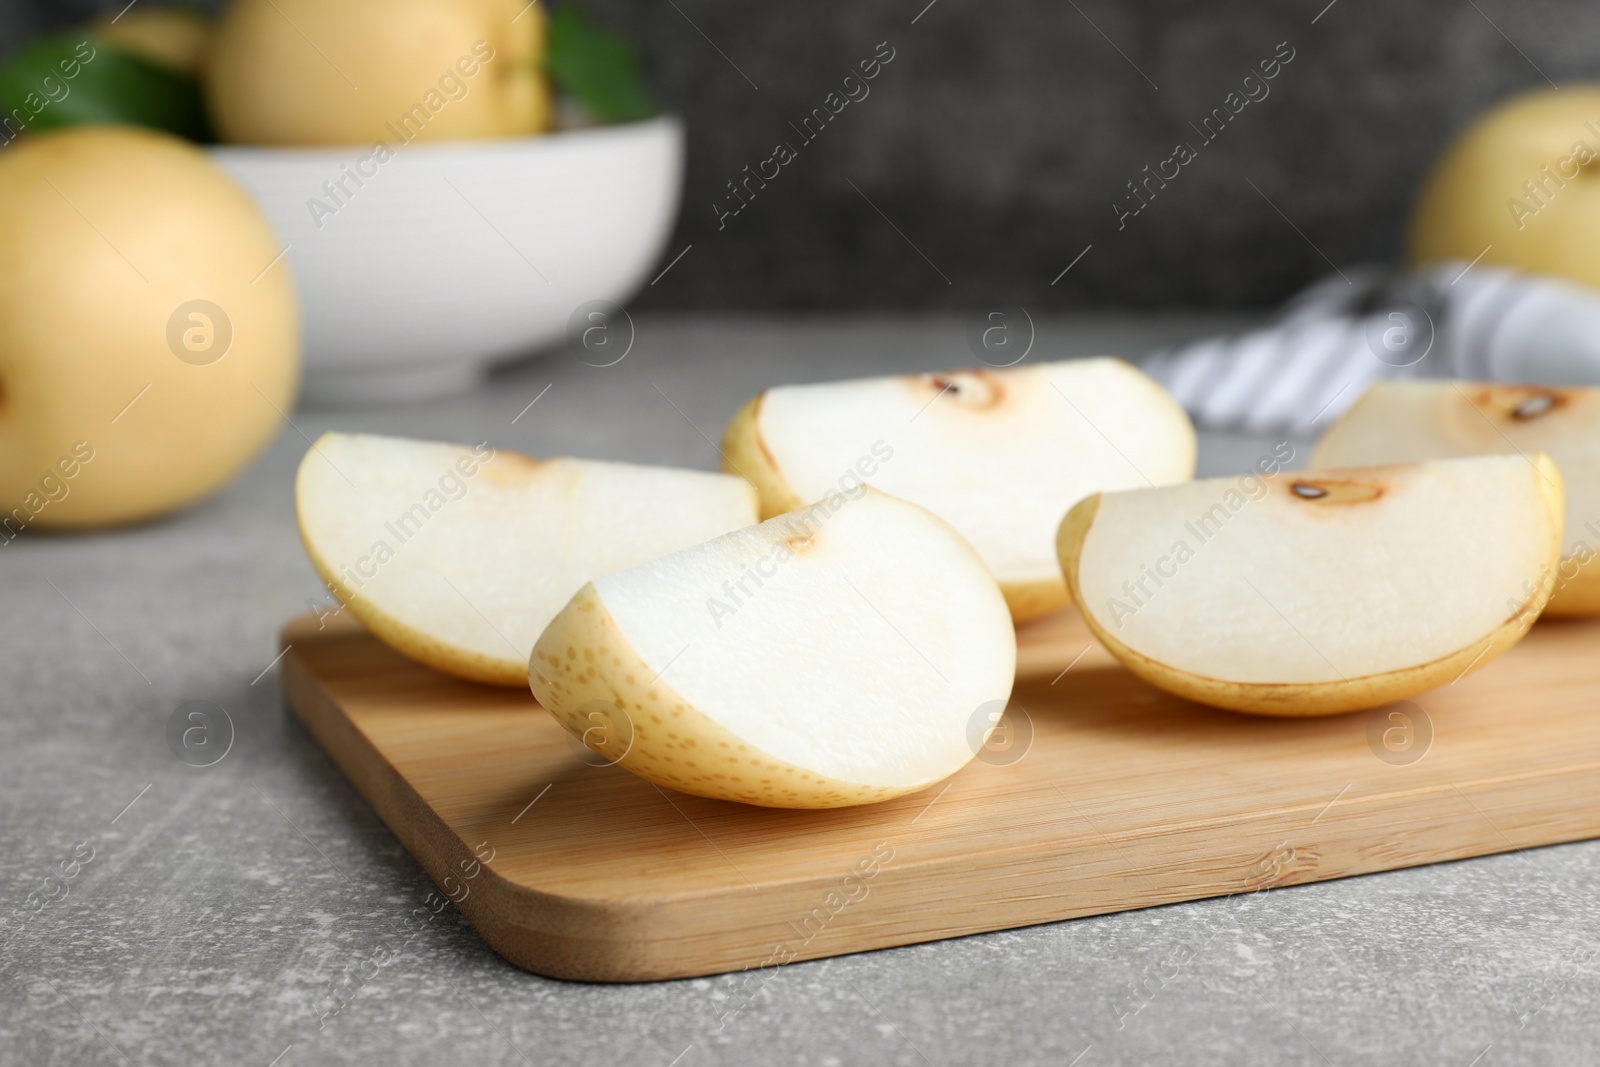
[1313,380,1600,614]
[528,488,1017,808]
[721,358,1195,622]
[1058,455,1564,716]
[295,432,758,686]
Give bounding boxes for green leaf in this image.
[546,4,657,124]
[0,32,212,144]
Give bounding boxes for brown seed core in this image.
[924,371,1002,409]
[1513,393,1556,420]
[1289,480,1384,505]
[1469,385,1570,421]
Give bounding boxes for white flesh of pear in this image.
[749,358,1194,612]
[528,488,1017,807]
[296,432,758,686]
[1313,380,1600,612]
[1069,454,1560,693]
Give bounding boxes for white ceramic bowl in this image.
[209,116,683,406]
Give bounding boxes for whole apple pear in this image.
[0,126,299,530]
[1408,86,1600,289]
[205,0,550,146]
[91,6,213,75]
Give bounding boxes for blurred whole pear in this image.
[91,6,213,75]
[1408,86,1600,290]
[0,126,299,531]
[205,0,550,146]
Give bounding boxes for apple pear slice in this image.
[528,488,1017,808]
[296,432,758,686]
[1057,455,1564,716]
[1313,380,1600,615]
[721,358,1195,623]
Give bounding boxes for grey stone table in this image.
[4,316,1596,1067]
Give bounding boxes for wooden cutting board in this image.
[279,609,1600,982]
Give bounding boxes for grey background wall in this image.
[5,0,1597,310]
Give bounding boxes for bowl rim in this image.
[204,112,682,162]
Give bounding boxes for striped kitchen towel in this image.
[1140,263,1600,436]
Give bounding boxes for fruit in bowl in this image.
[0,0,668,407]
[206,0,552,145]
[199,0,669,403]
[90,5,212,76]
